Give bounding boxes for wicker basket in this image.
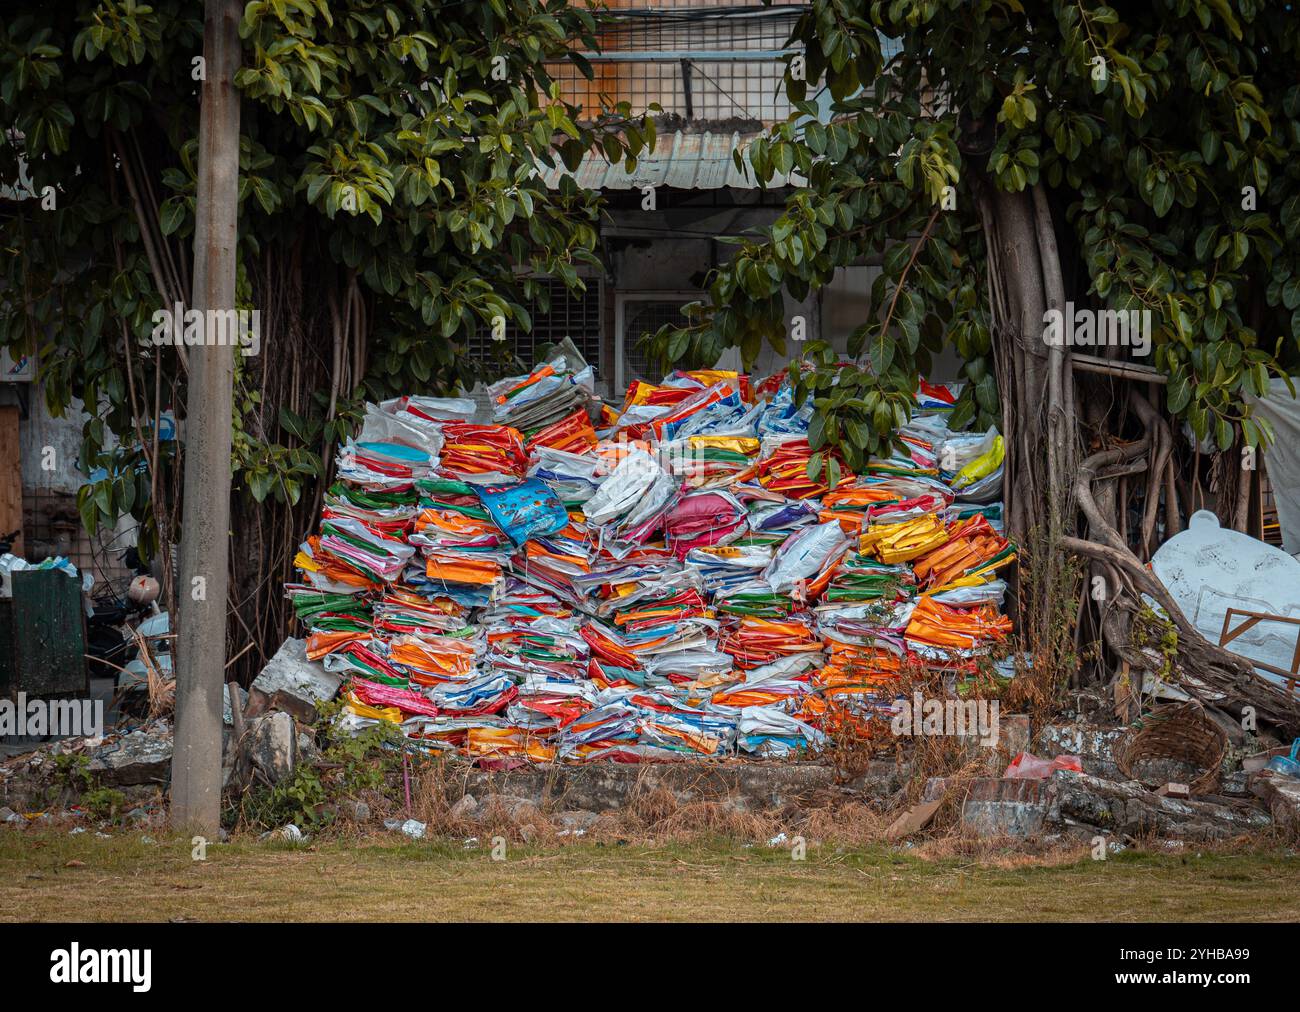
[1116,701,1227,796]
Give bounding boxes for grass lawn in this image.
[2,830,1299,921]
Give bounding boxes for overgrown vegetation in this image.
[656,0,1299,460]
[1132,602,1181,682]
[50,753,93,798]
[231,711,403,831]
[0,0,652,678]
[80,786,127,822]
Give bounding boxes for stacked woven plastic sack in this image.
[286,338,1015,763]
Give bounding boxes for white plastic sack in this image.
[762,520,850,593]
[359,403,445,456]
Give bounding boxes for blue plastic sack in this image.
[475,478,569,546]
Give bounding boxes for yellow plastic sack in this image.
[343,698,402,724]
[860,514,949,563]
[925,570,994,596]
[952,434,1004,490]
[686,435,760,456]
[683,369,740,387]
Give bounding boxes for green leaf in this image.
[666,328,689,362]
[77,487,99,538]
[279,407,309,441]
[808,411,826,450]
[248,470,275,504]
[1215,417,1234,452]
[1166,372,1191,414]
[159,198,186,236]
[1283,277,1300,311]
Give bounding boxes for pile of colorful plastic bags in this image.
[286,340,1015,762]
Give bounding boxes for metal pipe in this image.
[572,49,797,62]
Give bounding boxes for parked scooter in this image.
[85,549,169,717]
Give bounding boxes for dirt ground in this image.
[2,830,1298,921]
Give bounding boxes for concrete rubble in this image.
[347,800,372,822]
[448,795,478,821]
[86,722,173,787]
[1051,770,1270,839]
[1249,770,1300,833]
[0,718,172,815]
[245,712,298,786]
[246,637,342,723]
[435,758,905,815]
[1037,722,1128,780]
[219,639,337,791]
[911,712,1287,843]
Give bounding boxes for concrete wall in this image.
[18,384,84,495]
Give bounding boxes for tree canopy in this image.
[654,0,1300,475]
[1,0,652,547]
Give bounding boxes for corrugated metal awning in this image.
[538,130,803,190]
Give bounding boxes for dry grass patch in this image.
[2,826,1299,922]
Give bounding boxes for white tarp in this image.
[1247,377,1300,555]
[1150,510,1300,687]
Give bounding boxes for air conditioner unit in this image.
[613,292,739,393]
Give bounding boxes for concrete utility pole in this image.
[171,0,241,835]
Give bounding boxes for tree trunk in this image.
[171,0,241,836]
[977,179,1300,738]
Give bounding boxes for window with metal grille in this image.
[468,277,603,374]
[22,490,137,593]
[545,3,809,123]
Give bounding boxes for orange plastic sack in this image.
[905,595,1012,649]
[424,554,501,586]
